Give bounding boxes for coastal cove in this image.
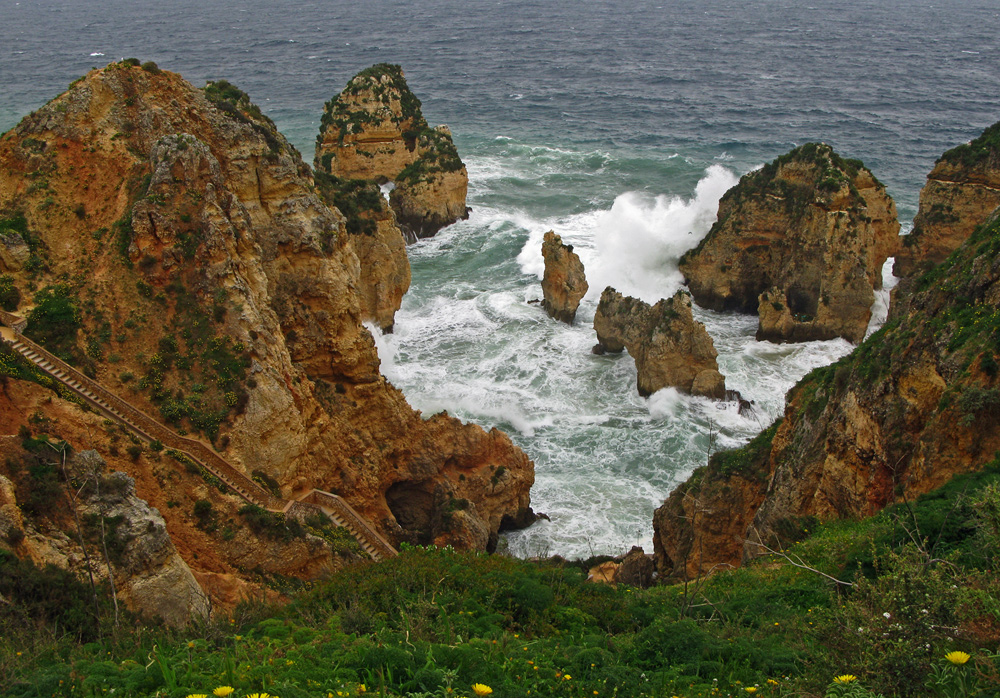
[2,0,1000,559]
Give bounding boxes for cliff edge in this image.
[655,210,1000,580]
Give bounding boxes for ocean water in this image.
[2,0,999,557]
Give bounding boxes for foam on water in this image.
[377,139,872,558]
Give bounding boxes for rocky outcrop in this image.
[679,143,900,344]
[594,287,725,398]
[541,231,588,324]
[314,64,469,241]
[0,60,533,576]
[313,174,410,331]
[654,210,1000,580]
[894,121,1000,277]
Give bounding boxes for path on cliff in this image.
[0,313,397,562]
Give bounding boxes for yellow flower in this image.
[563,674,572,681]
[358,686,366,694]
[945,651,971,665]
[186,695,207,698]
[472,684,493,697]
[767,679,779,686]
[213,688,235,698]
[833,675,857,684]
[745,689,758,694]
[187,641,195,649]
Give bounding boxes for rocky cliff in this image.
[314,64,469,241]
[679,143,900,344]
[654,210,1000,580]
[0,61,533,609]
[894,120,1000,278]
[541,231,588,324]
[593,287,725,398]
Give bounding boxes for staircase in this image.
[0,311,396,561]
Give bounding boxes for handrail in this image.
[0,313,396,560]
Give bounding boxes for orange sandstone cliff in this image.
[0,62,534,614]
[655,211,1000,580]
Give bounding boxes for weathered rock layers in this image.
[679,143,900,344]
[894,120,1000,277]
[594,287,725,398]
[541,231,588,324]
[0,62,533,606]
[314,64,469,241]
[654,210,1000,581]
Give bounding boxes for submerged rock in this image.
[679,143,900,344]
[593,287,725,398]
[894,120,1000,277]
[314,64,469,240]
[541,231,589,324]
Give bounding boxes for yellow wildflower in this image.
[472,684,493,697]
[833,675,857,684]
[745,689,758,694]
[358,686,366,694]
[945,651,971,665]
[186,695,207,698]
[213,688,235,698]
[563,675,572,681]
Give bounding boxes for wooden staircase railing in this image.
[0,312,396,560]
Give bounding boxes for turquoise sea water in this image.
[2,0,999,556]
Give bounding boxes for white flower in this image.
[883,612,891,619]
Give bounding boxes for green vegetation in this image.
[939,119,1000,169]
[0,212,48,275]
[3,463,1000,696]
[313,171,382,238]
[203,80,283,154]
[706,419,781,482]
[394,128,465,186]
[25,285,82,360]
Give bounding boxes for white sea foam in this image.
[514,164,738,303]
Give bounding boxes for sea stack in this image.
[679,143,900,344]
[541,231,588,324]
[593,287,725,398]
[894,120,1000,277]
[314,63,470,241]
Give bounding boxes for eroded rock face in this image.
[679,143,900,344]
[541,231,588,324]
[594,287,724,398]
[653,211,1000,581]
[894,121,1000,277]
[314,65,469,240]
[0,63,533,567]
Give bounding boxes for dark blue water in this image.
[3,0,999,218]
[3,0,999,556]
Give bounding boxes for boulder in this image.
[679,143,900,344]
[541,231,588,324]
[594,287,725,397]
[614,546,655,588]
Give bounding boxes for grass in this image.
[3,457,999,697]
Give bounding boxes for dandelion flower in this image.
[358,686,366,694]
[563,675,572,681]
[186,695,207,698]
[833,675,857,684]
[745,688,758,694]
[472,684,493,697]
[945,651,971,665]
[213,688,235,698]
